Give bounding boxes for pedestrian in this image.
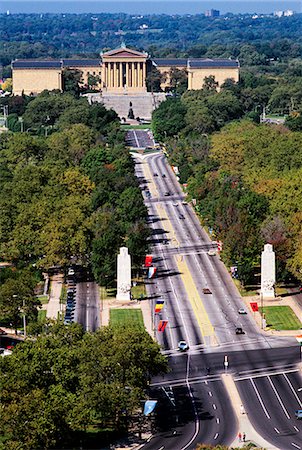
[243,432,246,442]
[238,432,242,442]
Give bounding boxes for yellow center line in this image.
[175,254,215,344]
[142,160,158,198]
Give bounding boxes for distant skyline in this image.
[1,0,301,15]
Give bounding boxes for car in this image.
[173,203,178,207]
[162,174,166,178]
[64,319,72,325]
[238,308,247,315]
[68,268,75,276]
[207,250,216,256]
[154,173,158,177]
[182,201,188,205]
[164,192,170,196]
[295,410,302,419]
[178,340,189,352]
[179,214,185,219]
[203,288,212,294]
[163,239,168,245]
[235,327,245,335]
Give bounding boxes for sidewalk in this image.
[46,274,64,320]
[222,374,278,450]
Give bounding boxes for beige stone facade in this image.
[13,67,62,96]
[11,47,239,96]
[188,66,239,90]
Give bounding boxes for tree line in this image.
[0,322,168,449]
[0,90,149,330]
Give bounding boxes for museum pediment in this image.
[102,47,148,59]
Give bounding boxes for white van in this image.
[295,410,302,419]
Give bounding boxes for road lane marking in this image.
[235,367,299,381]
[291,443,301,449]
[158,447,165,450]
[209,391,213,397]
[268,376,290,419]
[216,418,220,424]
[274,427,280,434]
[213,404,217,410]
[214,433,219,439]
[283,373,302,408]
[294,426,299,432]
[175,254,215,344]
[250,378,271,419]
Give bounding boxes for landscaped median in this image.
[109,309,145,329]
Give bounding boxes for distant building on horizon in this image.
[205,9,220,18]
[274,9,294,17]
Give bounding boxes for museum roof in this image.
[62,59,100,67]
[12,60,62,69]
[188,58,239,68]
[153,58,188,67]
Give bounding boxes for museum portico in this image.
[101,47,148,93]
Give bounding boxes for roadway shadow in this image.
[156,269,181,279]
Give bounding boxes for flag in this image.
[296,335,302,345]
[144,400,158,416]
[158,320,168,332]
[250,302,258,312]
[155,300,164,313]
[145,255,153,267]
[148,266,157,278]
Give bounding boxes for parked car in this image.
[164,192,170,196]
[154,173,158,177]
[162,174,166,178]
[238,308,247,314]
[208,249,216,256]
[179,214,185,219]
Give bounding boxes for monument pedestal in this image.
[260,244,276,299]
[116,247,131,301]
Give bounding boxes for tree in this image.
[146,65,165,92]
[0,323,168,449]
[202,75,219,92]
[0,271,39,333]
[169,68,188,94]
[152,98,187,140]
[62,68,83,97]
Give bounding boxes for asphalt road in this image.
[74,281,100,332]
[134,148,302,450]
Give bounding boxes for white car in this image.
[178,340,189,352]
[238,308,247,315]
[208,250,216,256]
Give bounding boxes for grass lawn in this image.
[37,295,49,305]
[121,124,150,130]
[233,279,259,297]
[110,309,145,329]
[259,306,301,330]
[131,282,146,300]
[38,310,47,322]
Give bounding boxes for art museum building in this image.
[11,45,240,96]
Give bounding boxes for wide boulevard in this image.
[134,148,302,450]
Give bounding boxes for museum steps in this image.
[83,92,166,121]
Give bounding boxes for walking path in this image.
[46,274,63,320]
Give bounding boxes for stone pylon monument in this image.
[260,243,276,299]
[116,247,131,301]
